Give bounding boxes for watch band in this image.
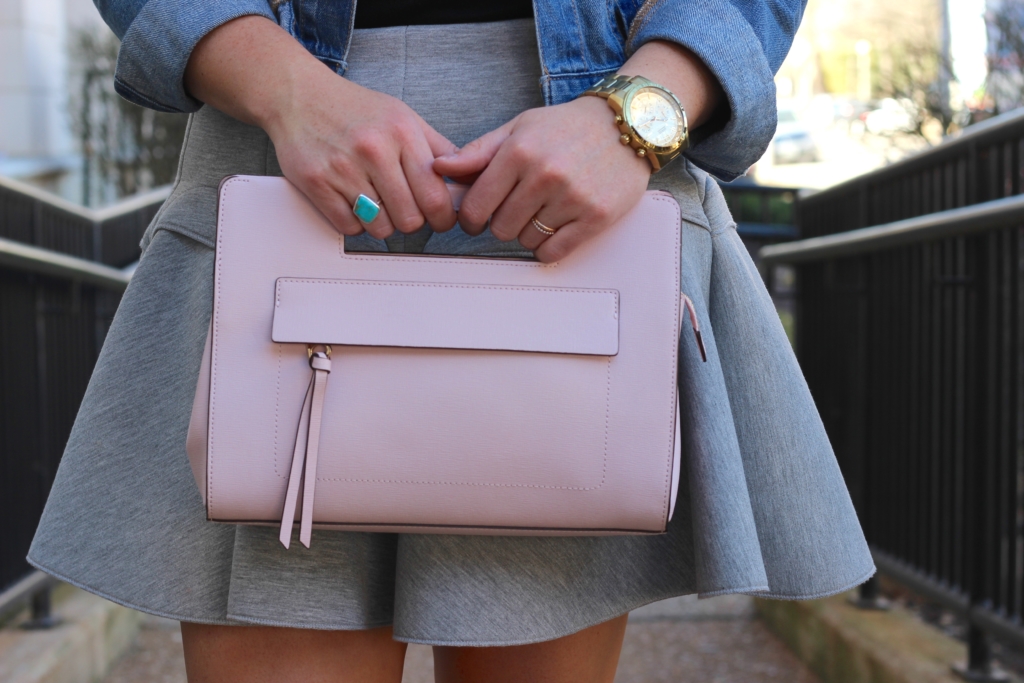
[583,74,652,99]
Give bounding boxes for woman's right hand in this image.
[184,15,457,239]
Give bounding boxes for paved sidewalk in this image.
[100,595,818,682]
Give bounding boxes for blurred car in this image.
[862,98,917,135]
[832,98,872,135]
[832,98,871,123]
[773,109,818,164]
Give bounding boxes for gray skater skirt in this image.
[28,19,875,646]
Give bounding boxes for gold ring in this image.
[531,217,557,236]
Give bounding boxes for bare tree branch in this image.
[68,29,187,206]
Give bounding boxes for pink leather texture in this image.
[272,279,620,355]
[187,175,683,537]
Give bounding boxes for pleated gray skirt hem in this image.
[27,554,875,647]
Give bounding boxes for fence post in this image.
[851,575,890,610]
[19,584,60,630]
[952,231,1009,683]
[952,621,1009,681]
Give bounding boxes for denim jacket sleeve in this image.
[95,0,276,113]
[627,0,805,179]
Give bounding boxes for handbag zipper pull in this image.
[279,345,332,549]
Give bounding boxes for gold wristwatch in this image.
[582,74,689,172]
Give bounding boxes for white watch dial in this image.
[628,87,682,148]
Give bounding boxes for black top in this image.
[354,0,534,28]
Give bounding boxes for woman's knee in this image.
[432,614,628,683]
[180,621,407,683]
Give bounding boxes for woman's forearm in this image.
[183,15,341,133]
[619,40,724,130]
[185,20,721,142]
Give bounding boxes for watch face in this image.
[627,87,683,148]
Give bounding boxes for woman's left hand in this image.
[432,40,723,263]
[432,95,650,263]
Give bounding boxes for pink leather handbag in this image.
[186,175,703,548]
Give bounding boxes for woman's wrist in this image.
[566,95,653,176]
[617,40,723,130]
[184,15,335,136]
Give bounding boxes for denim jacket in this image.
[95,0,804,180]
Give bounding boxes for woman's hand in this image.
[185,15,457,239]
[433,97,651,262]
[266,73,458,239]
[433,40,723,263]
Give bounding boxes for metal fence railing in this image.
[763,195,1024,681]
[797,107,1024,239]
[718,181,799,241]
[0,176,163,626]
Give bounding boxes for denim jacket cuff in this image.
[114,0,277,114]
[626,0,777,181]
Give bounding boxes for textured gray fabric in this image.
[28,19,874,646]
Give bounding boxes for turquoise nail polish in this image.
[353,194,381,223]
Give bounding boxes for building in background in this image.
[1,0,185,206]
[0,0,106,190]
[754,0,990,189]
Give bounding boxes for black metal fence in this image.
[799,108,1024,238]
[719,181,799,241]
[764,109,1024,680]
[0,176,165,623]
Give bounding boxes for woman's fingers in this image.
[516,211,561,251]
[333,181,397,240]
[358,203,398,240]
[402,137,458,233]
[367,159,424,234]
[454,128,550,236]
[490,177,572,245]
[297,177,366,236]
[531,219,589,263]
[267,75,461,242]
[433,117,517,179]
[453,156,520,235]
[433,98,652,262]
[419,119,459,158]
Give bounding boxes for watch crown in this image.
[636,148,647,157]
[620,134,631,145]
[614,115,624,124]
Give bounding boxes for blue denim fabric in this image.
[98,0,804,180]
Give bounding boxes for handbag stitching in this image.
[212,178,679,514]
[659,191,681,522]
[271,281,617,489]
[339,231,560,268]
[275,280,618,324]
[273,342,283,479]
[209,177,253,513]
[278,279,619,299]
[266,274,614,489]
[270,350,606,489]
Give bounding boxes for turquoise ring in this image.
[352,194,381,223]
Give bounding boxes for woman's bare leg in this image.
[180,622,407,683]
[432,614,628,683]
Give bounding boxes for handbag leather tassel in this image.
[279,349,332,549]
